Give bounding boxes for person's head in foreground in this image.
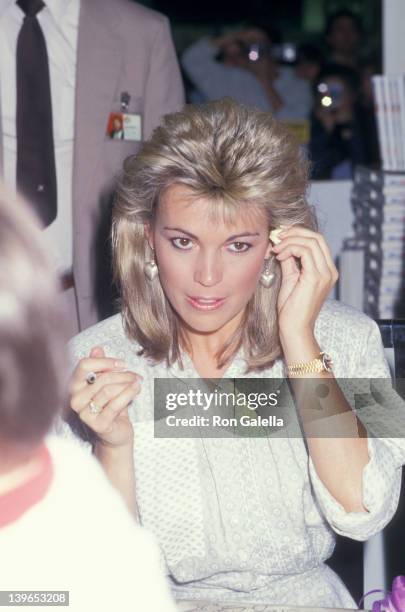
[113,97,336,374]
[0,185,178,612]
[0,186,67,477]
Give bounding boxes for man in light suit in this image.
[0,0,184,332]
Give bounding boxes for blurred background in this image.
[134,0,383,183]
[137,0,381,57]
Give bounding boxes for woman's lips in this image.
[186,296,227,311]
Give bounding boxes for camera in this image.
[272,42,297,64]
[246,42,272,62]
[318,81,344,109]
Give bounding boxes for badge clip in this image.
[120,91,131,112]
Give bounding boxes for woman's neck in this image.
[181,309,244,363]
[181,338,230,379]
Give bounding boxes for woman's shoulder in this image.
[69,313,144,364]
[317,299,378,334]
[315,299,384,374]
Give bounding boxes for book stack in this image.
[372,75,405,171]
[350,166,405,318]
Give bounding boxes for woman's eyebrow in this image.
[163,227,260,241]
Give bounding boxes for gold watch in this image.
[287,352,333,377]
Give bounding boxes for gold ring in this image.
[89,400,102,415]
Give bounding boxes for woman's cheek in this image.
[227,256,262,293]
[157,244,186,279]
[157,254,192,300]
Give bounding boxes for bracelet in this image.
[286,352,333,377]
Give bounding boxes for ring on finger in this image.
[86,371,97,385]
[89,400,102,415]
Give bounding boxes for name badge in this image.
[107,111,142,142]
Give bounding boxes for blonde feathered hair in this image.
[113,98,317,372]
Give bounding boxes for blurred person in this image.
[295,43,325,85]
[0,184,177,612]
[182,27,312,120]
[309,63,379,180]
[64,99,405,608]
[0,0,184,336]
[325,8,363,70]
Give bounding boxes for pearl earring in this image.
[259,258,275,288]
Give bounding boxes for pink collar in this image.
[0,445,53,528]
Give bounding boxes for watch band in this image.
[287,352,333,377]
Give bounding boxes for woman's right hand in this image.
[69,346,143,449]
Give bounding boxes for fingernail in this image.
[132,380,142,388]
[269,228,283,245]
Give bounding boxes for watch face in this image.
[322,352,333,372]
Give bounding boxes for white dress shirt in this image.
[0,0,80,273]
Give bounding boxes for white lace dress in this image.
[65,299,405,609]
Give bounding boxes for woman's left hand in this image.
[272,227,339,339]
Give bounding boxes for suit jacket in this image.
[0,0,184,330]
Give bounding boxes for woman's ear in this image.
[144,223,154,251]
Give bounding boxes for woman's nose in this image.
[193,252,223,286]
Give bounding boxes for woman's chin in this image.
[176,305,245,337]
[179,314,228,335]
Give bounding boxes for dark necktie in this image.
[16,0,57,227]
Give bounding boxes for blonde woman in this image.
[67,99,404,608]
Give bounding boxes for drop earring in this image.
[259,257,275,288]
[144,250,158,281]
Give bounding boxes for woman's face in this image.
[146,184,272,336]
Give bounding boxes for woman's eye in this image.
[228,242,252,253]
[171,237,193,250]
